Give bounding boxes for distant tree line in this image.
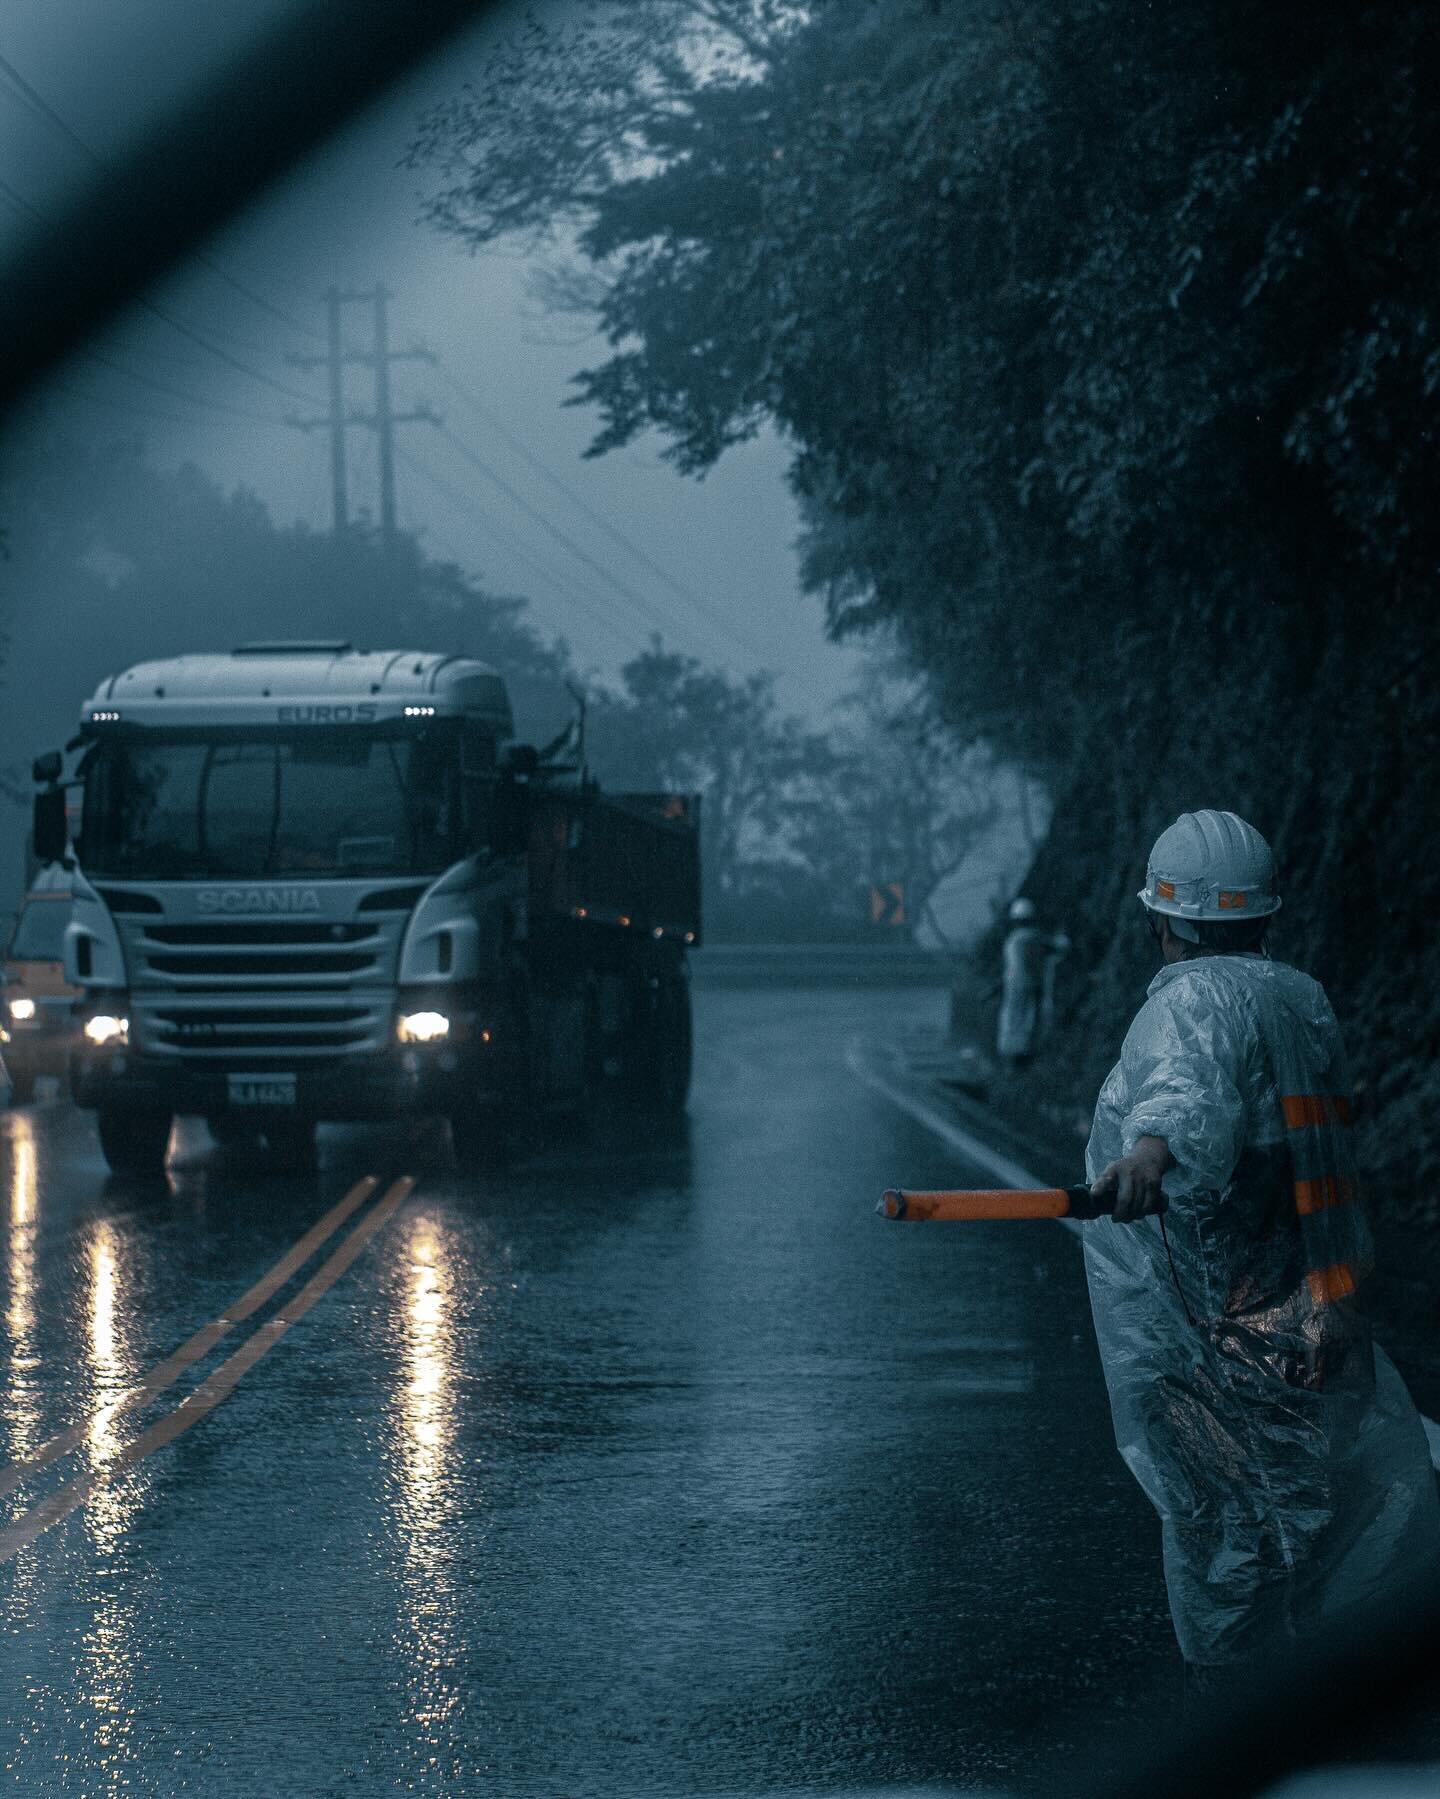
[0,435,993,942]
[412,0,1440,1233]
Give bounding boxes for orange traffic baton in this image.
[877,1183,1115,1222]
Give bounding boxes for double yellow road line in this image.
[0,1172,414,1562]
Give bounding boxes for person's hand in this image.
[1091,1135,1173,1223]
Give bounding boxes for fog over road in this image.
[0,986,1175,1796]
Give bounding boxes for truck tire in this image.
[565,986,606,1133]
[265,1121,317,1170]
[653,973,693,1115]
[97,1105,172,1177]
[449,1103,514,1171]
[624,970,692,1115]
[206,1113,262,1150]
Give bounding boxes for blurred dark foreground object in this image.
[1061,1568,1440,1798]
[0,0,494,415]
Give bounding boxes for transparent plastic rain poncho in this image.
[998,925,1065,1059]
[1084,954,1440,1668]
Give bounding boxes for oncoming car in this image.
[2,872,79,1104]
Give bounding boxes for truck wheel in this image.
[566,987,606,1133]
[653,975,693,1115]
[624,972,692,1115]
[97,1105,173,1177]
[449,1104,513,1171]
[206,1113,262,1150]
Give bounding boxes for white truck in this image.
[32,642,700,1175]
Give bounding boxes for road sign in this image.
[869,881,906,927]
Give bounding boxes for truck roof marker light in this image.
[404,704,436,718]
[574,906,588,919]
[619,916,631,927]
[684,932,696,944]
[652,927,664,939]
[480,1028,492,1044]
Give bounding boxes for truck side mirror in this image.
[32,750,62,785]
[32,786,68,864]
[502,743,539,778]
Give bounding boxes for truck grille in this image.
[131,922,386,986]
[134,996,389,1060]
[102,881,416,1061]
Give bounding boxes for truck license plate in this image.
[228,1073,297,1107]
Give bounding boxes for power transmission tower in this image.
[287,285,438,545]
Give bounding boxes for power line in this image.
[403,447,642,666]
[80,348,290,426]
[399,446,640,658]
[140,296,317,404]
[436,360,775,663]
[0,49,320,342]
[435,421,710,652]
[0,167,315,407]
[434,366,837,713]
[44,377,228,432]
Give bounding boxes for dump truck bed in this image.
[528,790,701,944]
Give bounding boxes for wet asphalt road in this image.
[0,987,1177,1797]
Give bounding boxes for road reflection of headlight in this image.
[83,1014,129,1047]
[397,1011,450,1044]
[7,997,35,1022]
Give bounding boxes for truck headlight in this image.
[7,998,35,1022]
[397,1010,450,1044]
[83,1013,130,1047]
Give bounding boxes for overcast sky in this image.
[0,0,867,718]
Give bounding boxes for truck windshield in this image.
[78,727,469,879]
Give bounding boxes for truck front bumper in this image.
[71,1044,498,1122]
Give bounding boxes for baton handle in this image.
[877,1184,1110,1221]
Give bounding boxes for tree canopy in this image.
[416,0,1440,1215]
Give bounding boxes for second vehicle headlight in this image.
[7,997,36,1022]
[396,1010,450,1044]
[83,1013,129,1047]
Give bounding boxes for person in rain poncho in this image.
[996,898,1070,1072]
[1085,810,1439,1682]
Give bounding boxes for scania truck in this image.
[31,642,700,1175]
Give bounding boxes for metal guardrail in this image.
[689,942,954,988]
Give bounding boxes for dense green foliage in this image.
[416,0,1440,1223]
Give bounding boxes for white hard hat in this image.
[1008,897,1036,922]
[1139,810,1280,941]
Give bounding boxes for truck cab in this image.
[36,642,699,1175]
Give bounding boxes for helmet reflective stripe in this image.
[1138,809,1281,930]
